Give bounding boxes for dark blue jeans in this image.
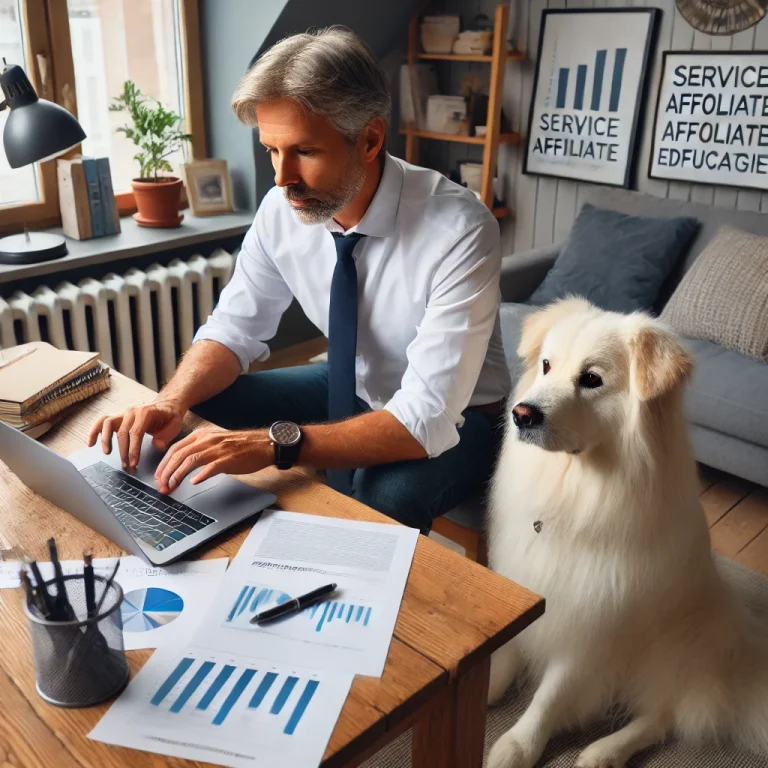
[191,364,504,533]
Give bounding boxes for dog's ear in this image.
[629,322,694,401]
[518,297,592,367]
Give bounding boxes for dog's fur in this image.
[486,298,768,768]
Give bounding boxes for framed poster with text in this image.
[523,8,660,188]
[649,51,768,191]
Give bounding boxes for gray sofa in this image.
[446,186,768,533]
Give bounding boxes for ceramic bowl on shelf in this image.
[420,15,460,53]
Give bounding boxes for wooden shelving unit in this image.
[405,130,521,146]
[402,3,521,218]
[417,50,525,63]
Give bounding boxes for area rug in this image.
[361,555,768,768]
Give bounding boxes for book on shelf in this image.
[399,63,439,130]
[82,158,105,238]
[0,342,111,433]
[97,157,121,235]
[57,155,120,241]
[57,157,93,240]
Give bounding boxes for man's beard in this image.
[283,154,367,226]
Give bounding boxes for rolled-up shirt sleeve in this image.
[193,198,294,372]
[384,219,502,458]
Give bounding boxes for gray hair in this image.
[231,26,391,145]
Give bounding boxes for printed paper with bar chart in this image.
[89,646,352,768]
[193,510,419,677]
[526,9,657,186]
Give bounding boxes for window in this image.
[0,0,38,206]
[0,0,205,232]
[67,0,187,193]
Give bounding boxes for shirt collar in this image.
[325,152,403,237]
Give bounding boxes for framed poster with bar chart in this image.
[523,8,660,188]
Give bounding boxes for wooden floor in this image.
[256,339,768,576]
[248,336,327,373]
[702,467,768,576]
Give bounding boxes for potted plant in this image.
[110,81,192,227]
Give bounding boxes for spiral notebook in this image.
[0,342,110,428]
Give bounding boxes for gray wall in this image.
[200,0,288,212]
[200,0,420,211]
[504,0,768,255]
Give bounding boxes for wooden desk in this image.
[0,371,544,768]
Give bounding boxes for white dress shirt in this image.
[193,152,511,458]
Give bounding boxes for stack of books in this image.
[57,156,121,241]
[0,343,111,438]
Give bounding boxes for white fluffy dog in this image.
[486,298,768,768]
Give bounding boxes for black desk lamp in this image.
[0,59,86,265]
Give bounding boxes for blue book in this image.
[82,158,105,238]
[96,157,119,235]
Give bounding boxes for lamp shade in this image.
[1,63,86,169]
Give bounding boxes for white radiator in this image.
[0,249,237,392]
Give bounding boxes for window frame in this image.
[0,0,207,231]
[0,0,61,234]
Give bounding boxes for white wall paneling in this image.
[497,0,768,252]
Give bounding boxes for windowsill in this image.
[0,210,255,284]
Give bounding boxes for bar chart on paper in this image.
[550,47,627,113]
[225,583,374,637]
[148,655,320,734]
[88,647,354,768]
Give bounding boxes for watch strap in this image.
[275,441,301,470]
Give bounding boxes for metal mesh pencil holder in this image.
[24,574,130,707]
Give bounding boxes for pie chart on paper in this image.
[121,587,184,632]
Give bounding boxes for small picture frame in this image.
[182,159,234,216]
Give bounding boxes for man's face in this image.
[257,98,366,225]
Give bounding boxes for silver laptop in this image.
[0,420,276,565]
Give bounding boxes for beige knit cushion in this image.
[661,226,768,363]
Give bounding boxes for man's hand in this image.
[87,399,186,469]
[154,427,272,494]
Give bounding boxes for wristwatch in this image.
[269,421,303,470]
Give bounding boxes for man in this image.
[87,26,511,533]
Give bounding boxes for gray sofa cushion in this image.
[499,302,535,388]
[683,337,768,450]
[527,204,699,314]
[662,226,768,363]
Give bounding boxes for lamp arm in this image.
[0,100,7,112]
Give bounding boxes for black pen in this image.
[84,553,96,619]
[24,557,54,617]
[48,538,74,621]
[250,583,337,625]
[19,568,35,610]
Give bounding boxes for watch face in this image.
[270,421,301,447]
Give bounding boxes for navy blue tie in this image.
[327,231,366,494]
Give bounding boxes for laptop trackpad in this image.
[68,434,226,504]
[184,474,266,514]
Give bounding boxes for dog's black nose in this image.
[512,403,544,429]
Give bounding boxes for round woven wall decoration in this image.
[675,0,767,34]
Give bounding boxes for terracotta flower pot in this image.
[131,177,184,228]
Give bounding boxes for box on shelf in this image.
[453,30,493,55]
[57,156,121,241]
[426,95,467,135]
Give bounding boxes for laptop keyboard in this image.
[80,462,216,551]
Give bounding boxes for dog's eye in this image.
[542,359,550,375]
[579,372,603,389]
